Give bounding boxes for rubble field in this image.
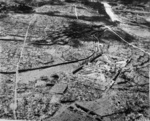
[0,0,149,121]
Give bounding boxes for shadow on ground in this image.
[32,20,134,48]
[19,0,66,7]
[35,0,65,7]
[37,21,106,48]
[33,1,135,47]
